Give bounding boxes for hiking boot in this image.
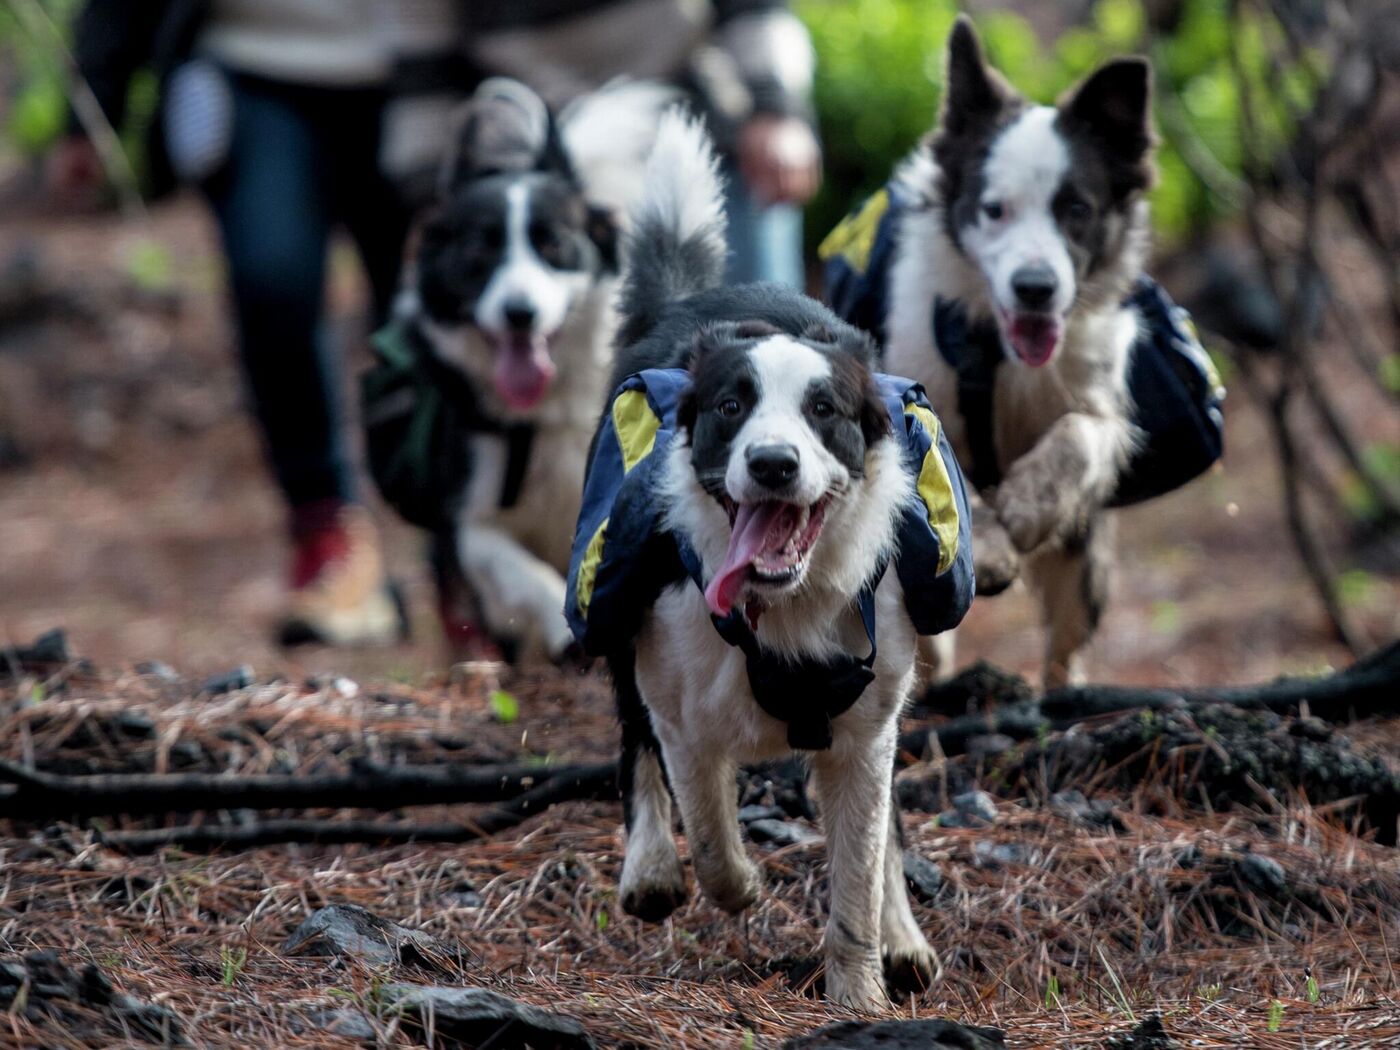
[278,502,407,647]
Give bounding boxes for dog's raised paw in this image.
[970,511,1020,596]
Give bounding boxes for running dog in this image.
[881,17,1158,687]
[367,78,672,662]
[567,112,973,1009]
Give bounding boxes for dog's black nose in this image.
[503,300,536,331]
[1011,265,1057,309]
[746,443,800,489]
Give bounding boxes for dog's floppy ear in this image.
[587,205,620,272]
[438,78,551,195]
[940,15,1012,137]
[1059,58,1157,198]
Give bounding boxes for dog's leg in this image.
[993,412,1131,555]
[1026,516,1113,688]
[913,633,955,694]
[659,737,759,915]
[880,797,936,992]
[613,651,688,921]
[456,524,575,662]
[810,730,897,1010]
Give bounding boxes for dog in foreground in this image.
[566,112,973,1008]
[365,78,671,662]
[879,18,1160,687]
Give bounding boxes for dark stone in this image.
[746,819,820,846]
[383,984,594,1049]
[783,1018,1005,1049]
[1233,852,1287,897]
[200,665,254,695]
[281,904,463,970]
[301,1007,377,1041]
[3,629,71,675]
[116,710,157,738]
[0,950,184,1044]
[939,790,998,829]
[135,661,180,682]
[903,851,945,902]
[1105,1013,1175,1048]
[1050,789,1122,829]
[966,733,1017,758]
[972,840,1035,868]
[737,804,786,824]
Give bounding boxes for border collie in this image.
[884,17,1156,687]
[389,78,671,662]
[598,113,957,1010]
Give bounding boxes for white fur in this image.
[558,79,683,219]
[724,337,842,507]
[957,107,1076,321]
[634,110,728,254]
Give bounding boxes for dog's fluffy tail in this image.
[618,109,728,345]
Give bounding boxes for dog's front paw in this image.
[696,855,761,915]
[993,462,1075,553]
[620,858,689,923]
[884,942,937,994]
[970,508,1020,596]
[826,962,890,1012]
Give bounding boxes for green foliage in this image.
[1044,972,1062,1008]
[1267,998,1285,1032]
[796,0,1318,252]
[489,689,520,724]
[219,944,247,987]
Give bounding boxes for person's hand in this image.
[736,114,821,207]
[45,134,105,208]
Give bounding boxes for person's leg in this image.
[204,77,356,511]
[325,87,412,325]
[720,155,805,289]
[204,76,400,646]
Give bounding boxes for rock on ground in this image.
[782,1018,1005,1049]
[281,903,464,970]
[383,984,595,1049]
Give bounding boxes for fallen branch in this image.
[95,763,618,853]
[904,641,1400,758]
[0,759,617,821]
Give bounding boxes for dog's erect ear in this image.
[438,78,551,195]
[587,205,620,272]
[859,375,891,447]
[940,15,1011,137]
[1059,58,1156,197]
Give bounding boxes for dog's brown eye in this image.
[982,201,1004,221]
[811,399,835,419]
[717,398,741,418]
[1065,199,1091,222]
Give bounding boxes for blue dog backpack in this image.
[564,368,975,748]
[820,183,1225,507]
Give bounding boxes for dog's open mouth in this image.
[1000,310,1061,368]
[704,497,830,617]
[490,331,556,411]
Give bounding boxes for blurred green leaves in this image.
[797,0,1320,252]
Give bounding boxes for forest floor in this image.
[0,197,1397,1048]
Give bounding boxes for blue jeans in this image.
[204,74,410,511]
[721,156,804,289]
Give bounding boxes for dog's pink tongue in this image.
[493,333,556,410]
[704,501,796,617]
[1008,315,1060,367]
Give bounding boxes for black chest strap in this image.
[933,298,1003,492]
[497,424,536,509]
[678,539,882,751]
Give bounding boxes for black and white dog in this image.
[387,78,671,661]
[884,18,1156,687]
[604,113,945,1010]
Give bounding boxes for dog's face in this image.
[416,80,618,412]
[932,17,1155,367]
[676,321,889,616]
